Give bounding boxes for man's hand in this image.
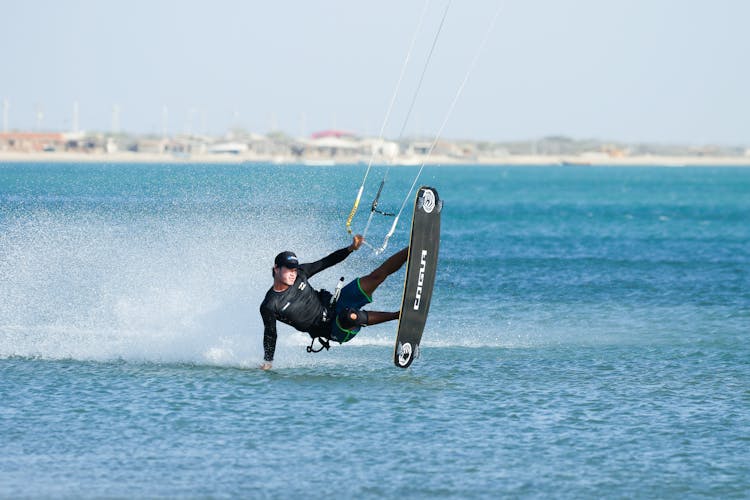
[349,234,364,252]
[260,362,273,370]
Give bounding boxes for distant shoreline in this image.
[1,151,749,167]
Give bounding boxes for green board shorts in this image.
[329,278,372,343]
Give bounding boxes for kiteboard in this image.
[394,186,442,368]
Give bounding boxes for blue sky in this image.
[2,0,749,144]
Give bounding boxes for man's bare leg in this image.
[358,247,408,298]
[357,310,399,325]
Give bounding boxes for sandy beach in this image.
[1,150,749,167]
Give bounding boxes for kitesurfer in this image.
[259,235,407,370]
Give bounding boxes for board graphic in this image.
[394,186,441,368]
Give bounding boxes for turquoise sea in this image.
[1,162,749,498]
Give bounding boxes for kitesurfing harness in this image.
[306,277,345,354]
[306,335,331,354]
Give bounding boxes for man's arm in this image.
[299,235,364,278]
[260,304,277,369]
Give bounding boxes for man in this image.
[259,235,407,370]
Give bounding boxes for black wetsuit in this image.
[260,246,353,362]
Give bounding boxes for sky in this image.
[2,0,749,145]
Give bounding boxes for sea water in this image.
[1,163,748,498]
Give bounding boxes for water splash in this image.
[0,204,344,365]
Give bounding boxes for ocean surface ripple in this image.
[1,163,748,497]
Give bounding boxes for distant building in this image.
[303,136,360,158]
[405,140,459,158]
[359,138,399,159]
[310,129,358,140]
[0,131,92,152]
